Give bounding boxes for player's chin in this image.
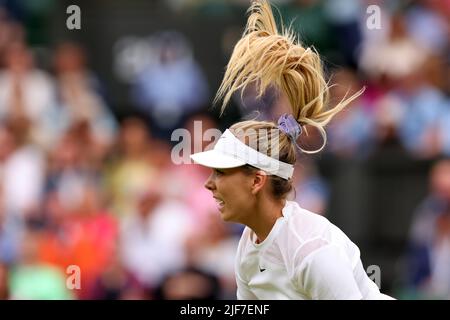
[219,210,230,221]
[220,208,234,222]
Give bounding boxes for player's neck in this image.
[248,198,285,244]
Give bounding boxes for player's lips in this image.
[213,196,225,211]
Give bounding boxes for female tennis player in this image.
[190,0,394,300]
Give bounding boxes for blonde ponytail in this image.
[214,0,364,153]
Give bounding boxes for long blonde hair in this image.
[214,0,364,154]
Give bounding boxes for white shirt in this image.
[235,201,393,300]
[0,145,45,217]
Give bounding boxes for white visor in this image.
[190,129,294,180]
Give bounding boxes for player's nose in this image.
[204,172,215,191]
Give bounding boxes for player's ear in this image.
[251,170,268,195]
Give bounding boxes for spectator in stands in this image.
[405,159,450,298]
[104,117,157,218]
[185,214,239,299]
[131,30,209,140]
[327,67,376,159]
[120,186,194,291]
[9,228,73,300]
[0,41,57,148]
[0,119,45,232]
[51,42,118,153]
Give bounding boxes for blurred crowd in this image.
[0,0,449,300]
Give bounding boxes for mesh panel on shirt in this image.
[294,238,330,265]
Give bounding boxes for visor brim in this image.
[190,150,246,169]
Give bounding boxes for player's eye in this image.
[214,169,224,175]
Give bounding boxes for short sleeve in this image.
[295,244,363,300]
